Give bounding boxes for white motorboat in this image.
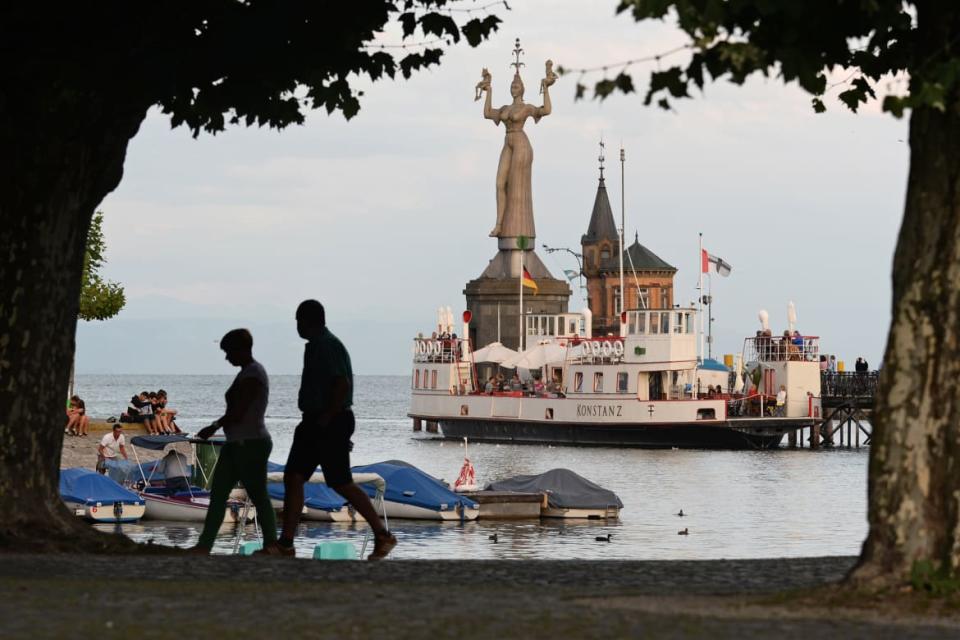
[60,468,146,524]
[131,434,255,523]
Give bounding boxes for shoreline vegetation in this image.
[0,555,957,637]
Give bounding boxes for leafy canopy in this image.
[583,1,959,118]
[5,1,500,133]
[79,212,125,322]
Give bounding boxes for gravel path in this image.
[0,554,954,638]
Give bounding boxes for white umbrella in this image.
[505,342,568,369]
[470,342,518,364]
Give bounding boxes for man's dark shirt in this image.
[298,327,353,415]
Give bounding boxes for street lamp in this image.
[542,244,585,293]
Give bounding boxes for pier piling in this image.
[426,421,439,434]
[413,418,422,432]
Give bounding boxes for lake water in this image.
[77,374,868,560]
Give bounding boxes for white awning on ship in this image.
[470,342,518,364]
[504,342,568,369]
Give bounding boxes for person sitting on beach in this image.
[156,390,182,434]
[120,392,146,424]
[97,424,128,474]
[65,395,89,437]
[158,449,191,492]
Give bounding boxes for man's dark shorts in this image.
[285,410,355,488]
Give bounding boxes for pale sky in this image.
[76,1,909,376]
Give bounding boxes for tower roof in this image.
[581,177,619,245]
[624,232,676,272]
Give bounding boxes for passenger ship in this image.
[409,308,822,449]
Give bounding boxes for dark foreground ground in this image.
[0,554,956,639]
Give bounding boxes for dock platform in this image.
[461,491,544,519]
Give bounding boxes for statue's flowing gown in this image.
[494,105,540,239]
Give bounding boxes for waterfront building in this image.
[580,167,676,337]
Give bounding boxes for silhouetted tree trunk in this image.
[0,92,146,549]
[852,3,960,585]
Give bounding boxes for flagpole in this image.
[497,302,501,343]
[698,232,704,364]
[696,232,704,400]
[519,249,524,352]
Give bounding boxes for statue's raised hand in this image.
[540,60,557,94]
[475,68,492,101]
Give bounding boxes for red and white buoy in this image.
[454,437,477,492]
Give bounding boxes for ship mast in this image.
[619,145,625,334]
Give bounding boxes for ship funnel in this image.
[581,307,593,339]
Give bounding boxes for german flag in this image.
[522,266,538,294]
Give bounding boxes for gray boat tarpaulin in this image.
[485,468,623,510]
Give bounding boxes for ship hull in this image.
[434,416,797,450]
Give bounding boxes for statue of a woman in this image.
[477,61,555,239]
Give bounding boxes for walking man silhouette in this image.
[276,300,397,559]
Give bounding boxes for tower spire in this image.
[598,137,606,181]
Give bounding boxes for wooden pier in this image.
[788,372,877,449]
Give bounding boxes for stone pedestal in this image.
[463,248,571,351]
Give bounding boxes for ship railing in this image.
[744,335,819,363]
[567,337,627,365]
[727,392,777,417]
[413,337,467,364]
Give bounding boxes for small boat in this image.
[352,461,479,521]
[60,467,146,523]
[138,486,252,523]
[265,462,354,522]
[130,434,254,523]
[485,468,622,519]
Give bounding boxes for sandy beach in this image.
[60,421,192,471]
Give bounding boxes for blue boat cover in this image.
[130,434,191,450]
[267,482,346,512]
[266,460,286,473]
[59,468,143,506]
[698,358,730,372]
[352,462,478,511]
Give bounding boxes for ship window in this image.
[697,408,716,420]
[649,312,660,334]
[674,312,684,334]
[593,372,604,392]
[574,372,584,392]
[414,370,420,389]
[617,372,629,393]
[661,313,670,334]
[460,405,469,416]
[545,408,554,420]
[568,320,577,335]
[431,370,438,389]
[547,316,555,335]
[685,312,694,334]
[636,312,646,334]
